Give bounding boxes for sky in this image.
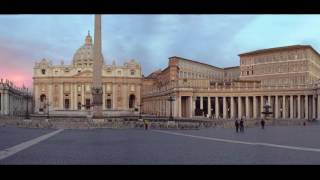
[1,15,320,89]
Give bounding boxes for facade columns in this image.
[60,84,63,109]
[260,96,264,118]
[238,96,242,119]
[275,96,279,119]
[81,84,85,110]
[178,95,181,117]
[253,96,257,119]
[305,95,308,120]
[290,95,294,119]
[297,95,301,119]
[215,97,219,119]
[189,96,193,118]
[200,96,203,112]
[192,96,196,116]
[230,96,235,119]
[282,96,286,119]
[223,96,227,119]
[0,92,3,114]
[318,94,320,120]
[313,95,316,119]
[245,96,250,119]
[208,97,211,117]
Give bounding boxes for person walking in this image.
[144,119,149,130]
[235,118,240,133]
[261,118,265,129]
[240,118,244,132]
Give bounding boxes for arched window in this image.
[41,69,46,75]
[129,94,136,109]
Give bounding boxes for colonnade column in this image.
[189,96,193,118]
[208,96,211,117]
[305,95,308,120]
[290,95,294,119]
[192,96,196,117]
[318,94,320,120]
[261,96,264,118]
[223,96,227,119]
[253,96,257,119]
[230,96,234,119]
[238,96,242,119]
[312,95,316,119]
[245,96,249,119]
[215,97,219,119]
[297,95,301,119]
[200,96,203,110]
[275,96,279,119]
[282,96,286,119]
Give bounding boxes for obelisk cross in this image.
[92,14,103,118]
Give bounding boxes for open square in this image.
[1,125,320,164]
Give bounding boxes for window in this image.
[130,70,135,75]
[41,69,46,75]
[85,99,91,110]
[106,99,112,109]
[77,102,81,110]
[64,99,70,109]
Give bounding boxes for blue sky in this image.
[1,15,320,88]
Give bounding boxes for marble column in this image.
[189,96,193,118]
[192,96,196,116]
[208,96,211,117]
[297,95,301,119]
[60,84,64,110]
[178,96,182,117]
[200,96,203,112]
[275,96,279,119]
[261,96,264,118]
[223,96,227,119]
[215,97,219,119]
[290,95,294,119]
[81,84,85,110]
[230,96,234,119]
[238,96,242,119]
[282,96,286,119]
[112,84,117,110]
[317,94,320,120]
[305,95,308,120]
[245,96,250,119]
[313,95,316,119]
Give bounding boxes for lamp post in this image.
[167,95,175,121]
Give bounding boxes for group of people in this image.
[235,118,266,132]
[234,118,245,133]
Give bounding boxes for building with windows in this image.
[33,32,142,115]
[0,79,32,116]
[141,45,320,121]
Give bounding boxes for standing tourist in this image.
[235,118,240,133]
[240,118,244,132]
[261,118,265,129]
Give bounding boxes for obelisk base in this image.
[92,87,103,119]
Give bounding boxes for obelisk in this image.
[92,14,103,118]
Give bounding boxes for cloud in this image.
[1,15,320,89]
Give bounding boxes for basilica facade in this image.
[141,45,320,121]
[33,32,142,115]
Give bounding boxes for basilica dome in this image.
[72,31,104,67]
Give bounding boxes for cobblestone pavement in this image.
[1,125,320,164]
